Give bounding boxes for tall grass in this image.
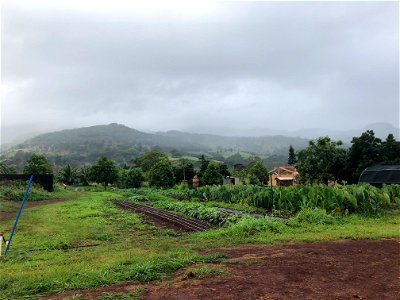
[145,184,400,215]
[0,182,51,201]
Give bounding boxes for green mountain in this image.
[4,123,309,170]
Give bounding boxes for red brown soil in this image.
[42,238,400,300]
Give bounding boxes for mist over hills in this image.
[2,122,398,171]
[3,123,309,169]
[182,122,399,141]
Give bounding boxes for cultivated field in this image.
[0,185,399,299]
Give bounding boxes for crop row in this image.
[125,193,228,225]
[161,184,400,215]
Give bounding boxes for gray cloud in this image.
[1,1,399,144]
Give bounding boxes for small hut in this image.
[223,176,240,185]
[192,175,200,188]
[269,166,299,187]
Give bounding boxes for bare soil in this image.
[42,238,400,300]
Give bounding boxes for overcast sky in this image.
[1,0,399,143]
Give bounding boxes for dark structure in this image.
[0,174,54,192]
[358,165,400,187]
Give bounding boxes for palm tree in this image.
[78,165,91,186]
[178,158,189,181]
[57,164,77,185]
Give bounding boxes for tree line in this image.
[11,149,269,189]
[2,129,398,189]
[293,130,400,184]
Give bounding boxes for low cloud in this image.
[1,1,398,143]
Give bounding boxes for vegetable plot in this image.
[161,184,400,215]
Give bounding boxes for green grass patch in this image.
[0,183,69,202]
[184,266,227,279]
[0,200,21,213]
[0,190,225,299]
[185,210,400,248]
[98,287,145,300]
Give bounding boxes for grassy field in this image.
[0,188,399,299]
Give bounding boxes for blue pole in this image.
[4,175,34,256]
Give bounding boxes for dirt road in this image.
[44,239,400,299]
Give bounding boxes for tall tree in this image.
[296,137,347,184]
[288,145,297,165]
[381,134,400,164]
[77,165,91,186]
[118,167,144,188]
[202,161,223,186]
[135,150,169,173]
[90,156,119,190]
[198,155,210,178]
[346,130,382,182]
[178,158,189,181]
[219,164,231,177]
[148,159,175,188]
[247,161,269,185]
[173,159,195,184]
[23,154,53,174]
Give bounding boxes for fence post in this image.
[4,175,34,256]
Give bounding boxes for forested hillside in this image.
[2,123,309,170]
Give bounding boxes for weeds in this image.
[184,266,227,279]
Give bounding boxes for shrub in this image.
[0,182,52,201]
[23,154,53,174]
[291,208,336,225]
[202,162,223,186]
[148,160,175,188]
[225,216,286,236]
[118,168,144,188]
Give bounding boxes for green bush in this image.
[118,168,144,189]
[148,160,175,188]
[223,216,286,236]
[0,182,52,201]
[290,208,337,225]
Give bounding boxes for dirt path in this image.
[42,238,400,300]
[0,198,67,221]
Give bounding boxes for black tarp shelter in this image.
[358,165,400,187]
[0,174,54,192]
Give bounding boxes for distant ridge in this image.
[3,123,309,168]
[3,122,397,170]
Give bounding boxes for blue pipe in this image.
[4,175,34,256]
